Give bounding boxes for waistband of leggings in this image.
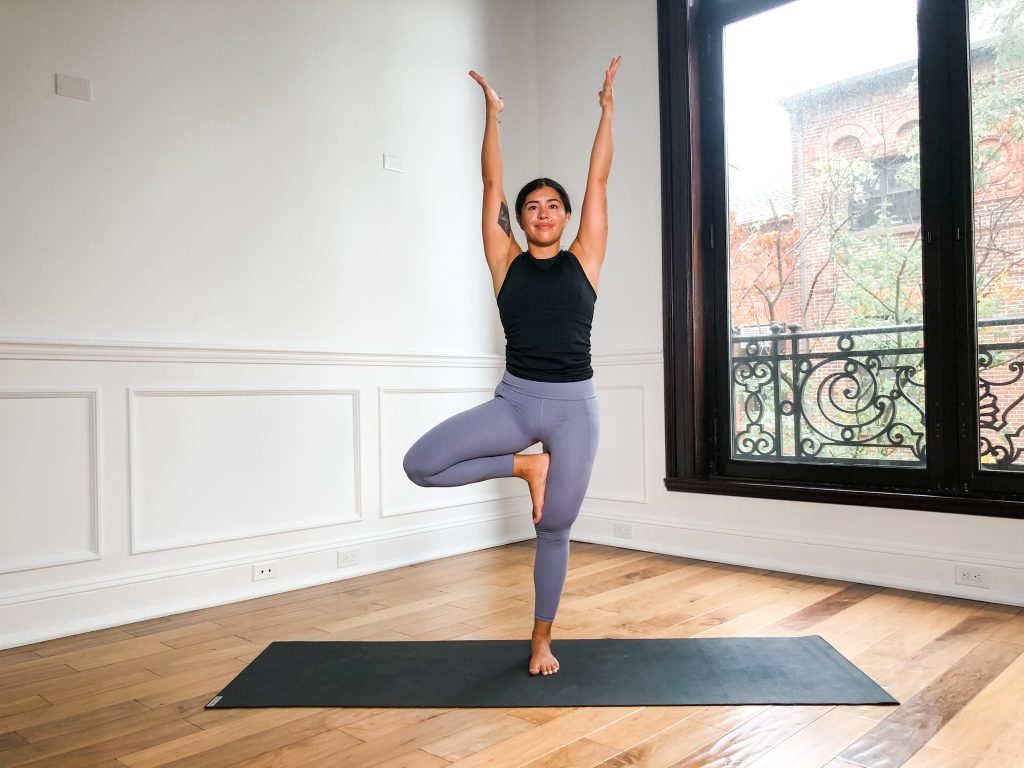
[500,369,596,400]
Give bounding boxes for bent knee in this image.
[403,446,432,487]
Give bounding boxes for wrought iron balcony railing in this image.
[730,317,1024,468]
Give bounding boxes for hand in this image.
[599,55,622,111]
[469,70,504,117]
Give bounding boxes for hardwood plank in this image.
[585,706,707,750]
[222,729,364,767]
[443,708,636,768]
[0,661,79,693]
[0,652,45,671]
[16,698,151,744]
[841,606,1020,721]
[419,713,538,762]
[668,705,831,767]
[140,621,241,650]
[1,657,246,732]
[340,708,458,742]
[0,667,160,708]
[695,582,847,637]
[15,628,138,658]
[925,648,1024,757]
[688,703,771,733]
[116,708,337,768]
[40,635,174,673]
[0,706,202,767]
[901,746,980,767]
[774,583,886,633]
[402,622,484,641]
[148,708,371,768]
[0,694,49,721]
[516,736,618,768]
[837,640,1022,768]
[587,716,723,767]
[12,720,198,768]
[0,729,29,751]
[757,589,916,646]
[974,711,1024,767]
[743,709,877,768]
[986,612,1024,646]
[828,593,954,660]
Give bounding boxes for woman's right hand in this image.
[469,70,503,117]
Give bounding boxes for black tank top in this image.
[496,249,597,382]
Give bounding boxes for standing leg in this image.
[530,395,600,675]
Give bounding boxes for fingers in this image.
[604,55,622,85]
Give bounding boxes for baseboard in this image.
[571,511,1024,607]
[0,512,534,651]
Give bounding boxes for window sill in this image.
[663,476,1024,519]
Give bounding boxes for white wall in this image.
[0,0,550,649]
[1,0,1020,650]
[0,0,538,355]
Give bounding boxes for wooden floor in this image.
[1,541,1022,768]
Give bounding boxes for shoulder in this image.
[492,250,524,300]
[567,241,601,269]
[565,245,601,297]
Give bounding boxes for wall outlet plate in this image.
[613,522,633,539]
[954,563,990,589]
[338,549,360,567]
[253,561,276,581]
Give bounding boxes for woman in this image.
[403,56,621,677]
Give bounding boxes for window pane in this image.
[969,0,1024,472]
[724,0,926,466]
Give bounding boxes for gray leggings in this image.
[403,369,600,622]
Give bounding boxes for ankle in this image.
[512,452,527,478]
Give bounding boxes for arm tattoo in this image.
[497,201,511,237]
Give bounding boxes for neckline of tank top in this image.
[523,250,564,267]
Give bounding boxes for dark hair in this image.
[515,177,572,219]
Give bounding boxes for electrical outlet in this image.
[955,563,990,589]
[338,549,360,567]
[252,561,276,581]
[613,522,633,539]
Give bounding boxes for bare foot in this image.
[515,452,550,524]
[529,635,560,675]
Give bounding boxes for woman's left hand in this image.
[599,56,622,111]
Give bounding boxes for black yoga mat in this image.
[206,635,897,708]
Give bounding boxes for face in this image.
[518,186,570,246]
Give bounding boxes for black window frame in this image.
[659,0,1024,518]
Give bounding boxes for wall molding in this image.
[127,387,363,554]
[0,336,663,367]
[588,384,649,504]
[0,390,102,575]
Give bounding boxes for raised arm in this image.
[571,56,622,269]
[469,70,521,275]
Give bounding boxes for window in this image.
[659,0,1024,517]
[851,155,923,230]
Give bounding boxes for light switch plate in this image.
[56,73,93,101]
